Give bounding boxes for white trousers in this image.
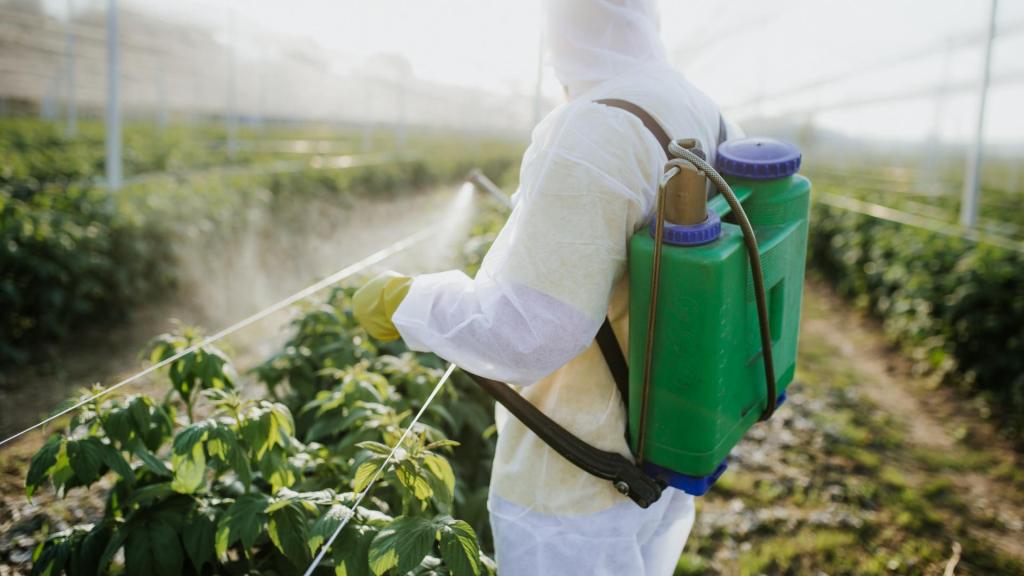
[489,488,695,576]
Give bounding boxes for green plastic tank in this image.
[627,138,810,495]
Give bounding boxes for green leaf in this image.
[63,437,133,487]
[331,519,379,576]
[259,449,296,492]
[395,461,433,501]
[268,503,310,565]
[131,442,171,477]
[207,423,251,487]
[125,482,175,508]
[69,523,112,576]
[306,415,348,442]
[95,440,134,482]
[355,440,393,456]
[102,406,133,447]
[270,403,295,439]
[48,444,75,494]
[66,439,102,485]
[26,436,62,498]
[242,407,273,458]
[128,396,153,434]
[95,526,128,573]
[367,538,397,575]
[264,498,292,515]
[423,439,461,451]
[423,454,455,506]
[182,511,216,573]
[29,532,71,576]
[308,504,351,554]
[436,517,481,576]
[124,517,183,576]
[369,516,436,576]
[215,493,270,559]
[353,460,380,493]
[170,438,206,494]
[172,422,209,457]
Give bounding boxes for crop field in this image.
[0,118,521,365]
[804,155,1024,442]
[1,117,1023,575]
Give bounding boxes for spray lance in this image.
[465,117,809,506]
[466,168,513,209]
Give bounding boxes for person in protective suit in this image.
[353,0,737,573]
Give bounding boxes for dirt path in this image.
[682,279,1024,576]
[803,283,1024,565]
[803,299,954,451]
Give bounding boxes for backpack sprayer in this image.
[467,101,810,508]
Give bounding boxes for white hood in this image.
[543,0,670,98]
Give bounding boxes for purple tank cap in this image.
[715,138,801,180]
[650,208,721,246]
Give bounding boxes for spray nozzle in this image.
[466,169,513,209]
[661,139,708,226]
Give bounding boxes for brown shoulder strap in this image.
[467,371,663,508]
[597,98,729,153]
[595,98,672,154]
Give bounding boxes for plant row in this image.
[27,287,499,575]
[0,129,521,365]
[808,197,1024,443]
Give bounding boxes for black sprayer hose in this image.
[667,142,778,421]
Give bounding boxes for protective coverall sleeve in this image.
[391,102,664,386]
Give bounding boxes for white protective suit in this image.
[392,1,736,574]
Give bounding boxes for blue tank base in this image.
[643,459,729,496]
[643,391,788,497]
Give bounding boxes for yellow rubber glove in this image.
[352,271,413,342]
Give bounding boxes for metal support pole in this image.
[396,79,407,155]
[42,75,59,120]
[960,0,998,228]
[226,6,238,158]
[105,0,122,190]
[65,0,77,138]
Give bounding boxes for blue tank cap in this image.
[715,138,801,180]
[650,207,721,246]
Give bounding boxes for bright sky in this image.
[59,0,1024,145]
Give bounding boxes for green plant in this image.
[808,198,1024,442]
[0,186,173,364]
[26,288,495,575]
